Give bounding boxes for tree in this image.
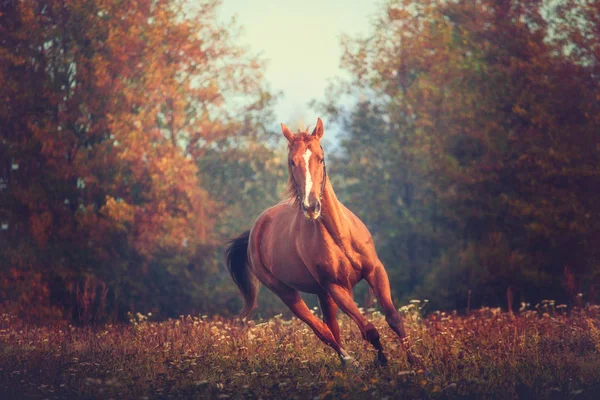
[0,0,273,321]
[322,0,600,309]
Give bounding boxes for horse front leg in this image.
[272,286,356,366]
[364,264,422,368]
[318,292,341,346]
[324,283,389,366]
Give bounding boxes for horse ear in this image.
[281,123,294,142]
[312,118,324,139]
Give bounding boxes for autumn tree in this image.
[0,0,273,321]
[323,0,600,309]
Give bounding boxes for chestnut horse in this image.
[226,118,417,366]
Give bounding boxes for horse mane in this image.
[285,127,312,206]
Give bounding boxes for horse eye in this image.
[319,158,324,164]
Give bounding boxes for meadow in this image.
[0,302,598,399]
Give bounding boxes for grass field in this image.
[1,303,599,399]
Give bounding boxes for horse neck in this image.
[319,178,350,239]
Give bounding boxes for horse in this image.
[225,118,418,367]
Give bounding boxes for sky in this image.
[217,0,380,132]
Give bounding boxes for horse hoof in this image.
[374,353,388,367]
[341,355,362,372]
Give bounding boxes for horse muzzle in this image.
[302,201,321,220]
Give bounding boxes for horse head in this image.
[281,118,327,220]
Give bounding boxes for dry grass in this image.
[1,303,599,399]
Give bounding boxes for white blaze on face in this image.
[302,148,313,207]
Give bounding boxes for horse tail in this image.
[225,230,258,318]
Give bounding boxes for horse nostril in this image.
[306,202,320,213]
[301,200,321,219]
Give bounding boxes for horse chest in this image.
[297,230,366,286]
[264,235,323,293]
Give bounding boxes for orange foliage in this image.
[0,0,269,321]
[330,0,600,307]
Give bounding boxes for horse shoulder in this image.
[339,205,381,271]
[340,205,374,242]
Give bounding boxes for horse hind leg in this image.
[324,283,388,366]
[317,292,361,367]
[365,264,421,367]
[270,284,355,365]
[318,293,341,346]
